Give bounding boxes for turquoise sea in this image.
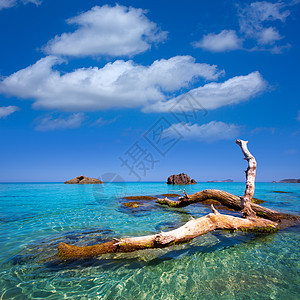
[0,182,299,299]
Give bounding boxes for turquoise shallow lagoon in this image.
[0,182,299,299]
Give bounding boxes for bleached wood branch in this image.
[58,212,278,260]
[235,139,257,218]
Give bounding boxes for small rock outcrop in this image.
[64,175,103,184]
[167,173,197,185]
[122,202,140,208]
[272,179,300,183]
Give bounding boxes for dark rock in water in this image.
[122,202,140,208]
[207,179,234,183]
[167,173,197,185]
[162,193,181,197]
[272,179,300,183]
[64,175,103,184]
[155,221,178,232]
[123,196,157,200]
[273,191,290,194]
[252,198,266,204]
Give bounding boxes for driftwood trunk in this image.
[58,208,278,260]
[57,139,298,260]
[157,189,297,222]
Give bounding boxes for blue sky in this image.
[0,0,299,182]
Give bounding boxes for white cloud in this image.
[251,127,275,135]
[144,71,266,113]
[0,0,41,10]
[194,1,298,53]
[284,148,297,155]
[0,55,222,111]
[23,0,40,5]
[165,121,240,142]
[93,117,117,126]
[0,106,19,118]
[0,0,16,10]
[193,30,243,52]
[256,26,282,45]
[238,1,290,46]
[35,113,85,131]
[43,4,167,57]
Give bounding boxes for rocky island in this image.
[272,179,300,183]
[167,173,196,185]
[64,175,103,184]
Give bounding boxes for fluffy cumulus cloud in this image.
[193,30,243,52]
[0,55,223,111]
[43,5,167,57]
[144,71,266,113]
[0,0,41,10]
[0,106,19,118]
[164,121,240,142]
[35,113,85,131]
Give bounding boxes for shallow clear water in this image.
[0,182,299,299]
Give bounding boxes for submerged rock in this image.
[123,196,157,200]
[122,202,140,208]
[162,193,181,197]
[167,173,197,185]
[252,198,266,204]
[64,175,103,184]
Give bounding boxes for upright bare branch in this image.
[236,139,257,218]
